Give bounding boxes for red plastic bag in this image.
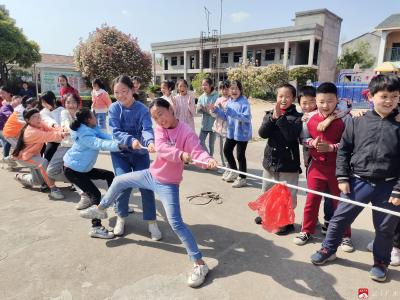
[248,183,295,233]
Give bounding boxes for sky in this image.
[2,0,399,56]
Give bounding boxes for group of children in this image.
[0,72,400,286]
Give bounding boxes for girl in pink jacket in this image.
[80,98,217,288]
[91,79,112,130]
[13,108,67,199]
[173,79,196,130]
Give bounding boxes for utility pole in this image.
[217,0,223,83]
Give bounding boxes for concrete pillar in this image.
[199,48,203,71]
[377,31,388,65]
[243,44,247,64]
[308,37,315,66]
[183,50,187,80]
[152,52,156,84]
[283,40,289,68]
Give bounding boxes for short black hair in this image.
[219,80,231,89]
[297,86,316,103]
[316,82,337,96]
[368,74,400,96]
[149,97,171,110]
[277,83,296,98]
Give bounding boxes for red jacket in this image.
[60,86,82,107]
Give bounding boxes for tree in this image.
[337,41,375,70]
[289,67,318,88]
[191,72,209,97]
[227,63,288,99]
[0,5,41,86]
[74,25,152,89]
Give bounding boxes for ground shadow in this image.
[106,222,346,299]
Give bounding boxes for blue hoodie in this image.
[108,100,154,154]
[214,95,252,141]
[63,124,120,172]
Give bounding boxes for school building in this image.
[151,9,342,85]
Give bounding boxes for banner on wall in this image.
[40,69,91,96]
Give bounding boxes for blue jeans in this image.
[323,177,400,265]
[0,131,11,157]
[95,112,107,130]
[110,151,156,219]
[100,169,202,261]
[199,130,216,156]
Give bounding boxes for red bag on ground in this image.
[248,183,295,233]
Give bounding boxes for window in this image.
[180,56,184,65]
[233,52,242,63]
[220,53,229,63]
[280,48,291,60]
[190,55,195,69]
[171,56,177,66]
[265,49,275,61]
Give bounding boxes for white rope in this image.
[191,159,400,218]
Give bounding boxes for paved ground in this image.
[0,100,399,299]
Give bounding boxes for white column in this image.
[243,44,247,64]
[377,31,388,65]
[283,40,289,68]
[152,52,156,84]
[308,37,315,66]
[199,49,203,71]
[183,51,187,80]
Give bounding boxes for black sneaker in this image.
[254,216,262,224]
[276,224,295,236]
[40,184,50,193]
[321,222,329,235]
[311,248,336,265]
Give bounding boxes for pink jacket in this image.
[150,121,211,184]
[173,93,196,130]
[17,124,64,161]
[91,89,112,113]
[211,96,229,136]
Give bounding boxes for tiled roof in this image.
[40,53,75,66]
[376,14,400,29]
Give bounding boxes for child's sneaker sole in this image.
[311,253,336,265]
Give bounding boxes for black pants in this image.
[44,142,60,162]
[223,138,248,179]
[64,166,114,227]
[394,220,400,249]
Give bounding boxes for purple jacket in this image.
[0,104,14,130]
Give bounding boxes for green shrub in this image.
[289,67,317,88]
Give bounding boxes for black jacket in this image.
[258,104,302,172]
[336,110,400,197]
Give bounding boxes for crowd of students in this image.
[0,73,399,287]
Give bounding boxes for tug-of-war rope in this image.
[190,159,400,218]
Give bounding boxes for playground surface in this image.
[0,101,399,300]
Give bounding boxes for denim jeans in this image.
[199,130,216,156]
[323,177,400,265]
[0,131,11,158]
[110,151,156,219]
[100,169,202,261]
[95,112,107,130]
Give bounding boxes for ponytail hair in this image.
[59,75,71,87]
[70,108,92,131]
[40,91,57,109]
[92,78,107,90]
[161,80,175,91]
[202,77,215,92]
[12,108,40,157]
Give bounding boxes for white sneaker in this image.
[90,226,114,239]
[221,170,230,181]
[49,188,65,200]
[128,206,135,214]
[224,172,238,183]
[232,177,247,188]
[75,194,92,210]
[340,237,355,252]
[293,232,312,245]
[4,156,17,169]
[14,173,32,188]
[114,216,126,236]
[80,205,108,219]
[366,240,374,252]
[148,222,162,241]
[187,263,209,288]
[391,247,400,266]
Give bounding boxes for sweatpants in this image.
[17,156,51,187]
[223,138,248,179]
[44,142,60,163]
[47,147,69,182]
[64,166,114,227]
[199,130,216,156]
[261,168,299,209]
[301,160,351,236]
[323,177,400,265]
[215,133,226,167]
